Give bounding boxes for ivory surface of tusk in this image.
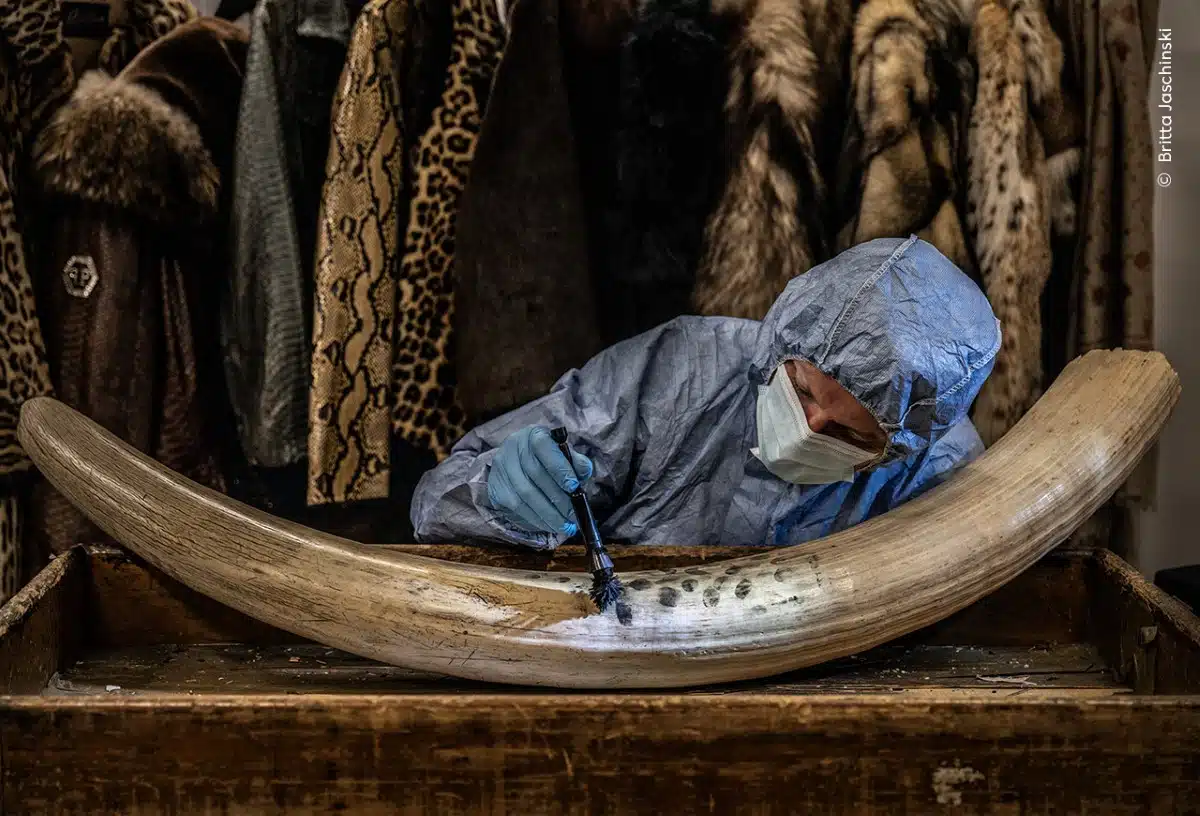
[18,350,1179,689]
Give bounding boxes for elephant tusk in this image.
[18,349,1179,689]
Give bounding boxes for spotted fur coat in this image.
[0,0,74,602]
[697,0,1080,446]
[965,0,1081,446]
[839,0,1081,446]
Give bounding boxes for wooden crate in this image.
[1,543,1199,813]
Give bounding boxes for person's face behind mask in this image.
[752,360,888,484]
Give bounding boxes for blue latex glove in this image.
[486,426,595,536]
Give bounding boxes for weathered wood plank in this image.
[0,547,85,694]
[3,695,1198,814]
[43,642,1122,697]
[87,546,290,649]
[1089,549,1200,694]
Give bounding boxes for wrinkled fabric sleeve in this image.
[411,328,673,548]
[223,1,310,468]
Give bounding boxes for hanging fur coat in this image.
[602,0,731,340]
[691,0,854,320]
[965,0,1081,447]
[833,0,1081,449]
[0,0,195,598]
[389,0,504,459]
[454,0,730,424]
[1044,0,1155,530]
[30,17,249,559]
[308,0,503,506]
[453,0,606,426]
[834,0,976,277]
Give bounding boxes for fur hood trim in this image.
[33,71,219,227]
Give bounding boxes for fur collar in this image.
[33,70,219,227]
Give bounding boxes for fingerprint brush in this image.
[549,427,623,612]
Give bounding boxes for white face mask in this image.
[750,364,879,484]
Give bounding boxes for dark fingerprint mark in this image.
[615,601,634,626]
[735,579,752,599]
[659,587,680,608]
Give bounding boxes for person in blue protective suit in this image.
[412,235,1002,548]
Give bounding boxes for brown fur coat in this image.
[692,0,853,320]
[694,0,1081,448]
[839,0,1081,445]
[835,0,976,276]
[0,0,196,597]
[30,18,248,558]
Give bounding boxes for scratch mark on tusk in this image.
[807,554,824,587]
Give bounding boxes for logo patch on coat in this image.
[63,255,98,298]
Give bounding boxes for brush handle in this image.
[549,428,611,574]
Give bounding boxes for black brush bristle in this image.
[590,572,624,612]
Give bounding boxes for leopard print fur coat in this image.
[0,0,73,603]
[308,0,503,505]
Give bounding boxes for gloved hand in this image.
[486,426,595,536]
